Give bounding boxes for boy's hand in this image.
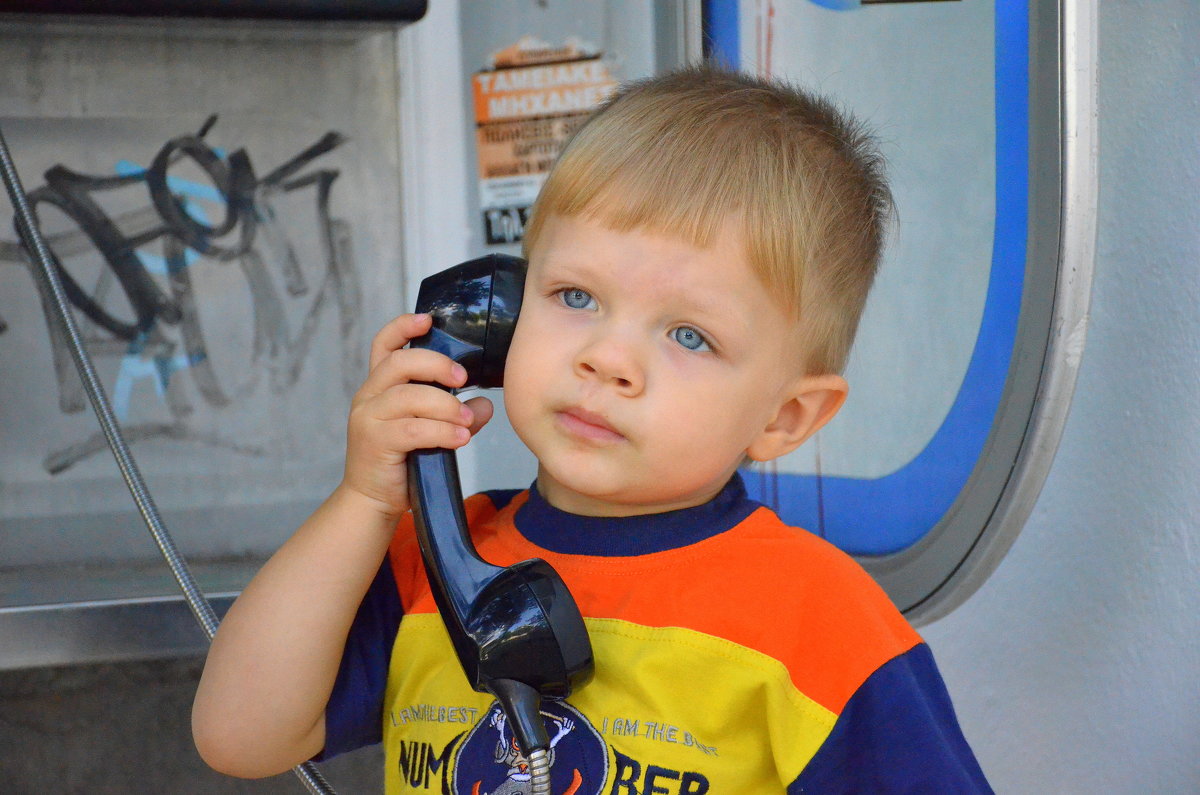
[341,313,494,520]
[196,312,493,778]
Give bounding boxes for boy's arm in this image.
[191,486,396,777]
[191,313,493,778]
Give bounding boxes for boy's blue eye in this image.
[559,288,595,310]
[671,326,710,351]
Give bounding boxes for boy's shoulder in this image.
[697,501,909,614]
[693,505,924,699]
[746,507,904,613]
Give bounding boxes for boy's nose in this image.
[574,333,644,395]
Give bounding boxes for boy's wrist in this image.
[329,480,409,528]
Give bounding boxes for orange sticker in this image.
[473,36,617,244]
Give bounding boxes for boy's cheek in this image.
[503,318,543,384]
[500,346,549,433]
[503,338,543,394]
[506,313,569,384]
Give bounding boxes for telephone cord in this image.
[527,747,552,795]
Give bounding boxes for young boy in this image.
[193,65,990,793]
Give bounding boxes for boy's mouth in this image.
[556,407,625,442]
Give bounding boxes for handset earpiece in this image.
[406,254,594,758]
[409,253,525,387]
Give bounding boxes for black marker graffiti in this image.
[0,116,362,473]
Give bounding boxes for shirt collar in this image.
[512,473,760,556]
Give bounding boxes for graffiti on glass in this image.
[0,116,362,473]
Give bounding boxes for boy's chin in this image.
[534,464,729,517]
[533,466,626,515]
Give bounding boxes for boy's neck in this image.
[513,472,758,557]
[533,463,742,518]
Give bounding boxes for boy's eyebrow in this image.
[671,291,744,324]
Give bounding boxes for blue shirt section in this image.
[315,558,402,760]
[790,642,993,793]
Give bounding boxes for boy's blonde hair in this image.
[523,65,893,375]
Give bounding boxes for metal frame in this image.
[655,0,705,71]
[864,0,1098,623]
[0,594,235,670]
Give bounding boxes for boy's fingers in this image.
[368,313,433,371]
[359,347,468,397]
[368,383,475,427]
[373,417,471,452]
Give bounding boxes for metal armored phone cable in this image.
[0,125,337,795]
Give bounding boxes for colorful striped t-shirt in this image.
[321,475,990,793]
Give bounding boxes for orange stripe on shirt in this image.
[390,490,922,716]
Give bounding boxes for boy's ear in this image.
[745,374,849,463]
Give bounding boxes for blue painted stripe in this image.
[702,0,741,67]
[743,2,1030,555]
[807,0,860,10]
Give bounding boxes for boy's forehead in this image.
[528,215,727,274]
[529,215,788,322]
[529,213,781,302]
[529,211,746,263]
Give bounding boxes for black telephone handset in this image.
[406,254,594,759]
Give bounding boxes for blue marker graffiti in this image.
[0,116,363,472]
[109,159,218,420]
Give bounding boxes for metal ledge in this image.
[0,559,260,670]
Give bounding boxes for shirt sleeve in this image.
[789,642,992,794]
[313,558,404,760]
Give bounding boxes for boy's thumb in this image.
[462,396,495,436]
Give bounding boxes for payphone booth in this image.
[0,1,1095,783]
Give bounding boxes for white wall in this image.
[922,2,1200,791]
